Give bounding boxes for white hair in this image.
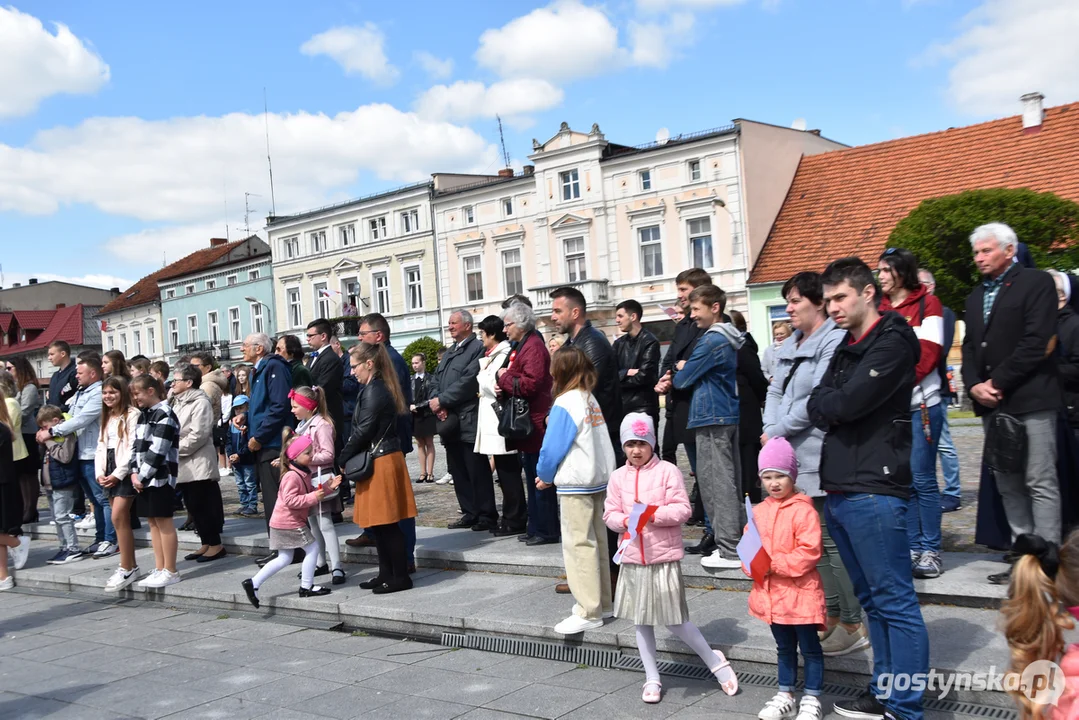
[451,310,474,327]
[501,302,536,333]
[970,222,1018,252]
[244,332,273,355]
[917,268,935,285]
[1049,269,1071,302]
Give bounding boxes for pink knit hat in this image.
[758,437,798,482]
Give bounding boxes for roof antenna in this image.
[264,88,277,217]
[497,115,511,168]
[224,179,229,241]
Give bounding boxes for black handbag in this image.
[984,410,1027,475]
[435,410,460,439]
[497,378,532,439]
[343,422,392,485]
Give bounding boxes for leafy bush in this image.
[403,336,446,375]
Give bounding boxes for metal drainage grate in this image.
[441,632,620,669]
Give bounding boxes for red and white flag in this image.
[737,496,771,581]
[613,502,658,565]
[100,320,109,332]
[319,289,341,298]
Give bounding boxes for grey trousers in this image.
[694,425,744,557]
[813,496,862,625]
[985,410,1061,544]
[52,487,80,551]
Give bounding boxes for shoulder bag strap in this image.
[781,357,807,395]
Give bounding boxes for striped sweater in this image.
[127,401,180,488]
[881,284,944,410]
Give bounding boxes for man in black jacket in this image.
[430,311,497,531]
[807,257,928,720]
[962,223,1061,571]
[613,299,660,429]
[306,319,345,440]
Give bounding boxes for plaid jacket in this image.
[128,401,180,488]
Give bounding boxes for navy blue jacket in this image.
[248,353,293,449]
[341,351,359,419]
[228,422,254,466]
[49,361,78,411]
[387,343,413,454]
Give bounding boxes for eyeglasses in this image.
[305,332,320,338]
[357,329,376,337]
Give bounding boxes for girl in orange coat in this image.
[751,437,827,720]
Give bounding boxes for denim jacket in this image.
[672,322,742,428]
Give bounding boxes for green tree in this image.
[888,188,1079,314]
[403,336,445,375]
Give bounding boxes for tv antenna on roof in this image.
[497,115,511,168]
[656,127,670,145]
[245,193,262,236]
[264,88,277,217]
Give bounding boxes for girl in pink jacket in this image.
[751,437,826,720]
[604,413,739,704]
[241,430,340,609]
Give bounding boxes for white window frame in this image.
[369,216,387,241]
[133,329,142,356]
[168,319,179,351]
[400,209,420,235]
[639,169,652,191]
[187,315,199,344]
[563,236,587,283]
[404,265,423,311]
[687,215,715,270]
[313,281,331,320]
[205,278,216,290]
[147,326,156,356]
[226,275,237,286]
[501,247,524,298]
[638,225,664,279]
[250,303,264,335]
[185,283,195,296]
[286,286,302,329]
[689,159,701,182]
[464,205,474,225]
[283,236,300,259]
[119,333,128,357]
[463,254,484,303]
[228,307,241,343]
[105,334,115,352]
[207,311,219,343]
[372,271,391,315]
[560,169,580,201]
[340,277,360,307]
[501,198,513,218]
[309,229,327,254]
[165,288,175,299]
[338,223,355,247]
[248,269,260,281]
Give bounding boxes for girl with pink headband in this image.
[241,429,341,608]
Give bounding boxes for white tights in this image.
[308,511,341,571]
[252,540,321,590]
[635,622,729,683]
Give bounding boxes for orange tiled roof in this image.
[99,239,249,314]
[749,101,1079,284]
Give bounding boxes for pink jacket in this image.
[1056,644,1079,720]
[299,415,336,475]
[747,492,826,628]
[269,468,321,531]
[603,455,691,566]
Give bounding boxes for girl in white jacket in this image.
[94,376,141,591]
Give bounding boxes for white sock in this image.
[636,625,661,683]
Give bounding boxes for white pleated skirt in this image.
[614,560,690,626]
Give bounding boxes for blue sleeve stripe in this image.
[536,405,578,483]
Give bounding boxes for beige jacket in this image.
[171,388,219,484]
[200,369,228,421]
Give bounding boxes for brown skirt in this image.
[353,452,417,528]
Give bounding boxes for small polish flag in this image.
[737,496,771,582]
[100,320,109,331]
[318,289,340,298]
[613,502,658,565]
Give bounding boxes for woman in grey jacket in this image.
[761,271,867,658]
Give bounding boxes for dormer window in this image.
[560,169,580,201]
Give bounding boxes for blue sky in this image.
[1,0,1076,291]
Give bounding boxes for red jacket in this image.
[747,493,826,628]
[880,284,944,402]
[497,331,553,454]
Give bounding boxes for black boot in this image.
[685,532,716,555]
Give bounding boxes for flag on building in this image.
[737,496,771,581]
[318,289,340,298]
[100,320,109,332]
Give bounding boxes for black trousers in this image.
[444,440,498,525]
[180,480,224,546]
[494,453,527,530]
[370,522,409,583]
[256,447,281,534]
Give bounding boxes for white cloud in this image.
[415,79,564,123]
[637,0,746,10]
[300,24,399,85]
[2,272,135,292]
[925,0,1079,115]
[476,1,623,82]
[0,105,500,253]
[101,222,253,265]
[414,51,454,80]
[629,13,695,68]
[0,6,110,118]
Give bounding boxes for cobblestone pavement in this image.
[0,592,933,719]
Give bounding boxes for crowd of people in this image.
[1,221,1078,719]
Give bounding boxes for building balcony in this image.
[531,279,613,312]
[176,341,233,360]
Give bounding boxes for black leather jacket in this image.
[340,377,401,464]
[567,321,623,429]
[613,327,660,418]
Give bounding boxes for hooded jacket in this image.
[199,369,228,421]
[171,388,219,484]
[880,284,943,410]
[613,327,661,420]
[672,322,742,428]
[808,311,919,499]
[747,492,826,628]
[603,455,691,565]
[248,353,293,450]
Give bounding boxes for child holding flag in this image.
[747,437,826,720]
[604,413,739,704]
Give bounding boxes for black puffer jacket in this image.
[808,312,919,499]
[614,327,660,419]
[340,377,401,464]
[567,321,623,430]
[1057,305,1079,427]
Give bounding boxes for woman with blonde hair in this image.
[0,383,31,588]
[340,343,417,594]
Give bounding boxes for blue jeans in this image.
[826,493,929,720]
[78,460,115,544]
[909,404,943,554]
[770,624,823,695]
[233,465,258,511]
[938,414,960,499]
[521,451,559,541]
[401,517,416,565]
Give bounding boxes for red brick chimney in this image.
[497,169,514,178]
[210,238,229,247]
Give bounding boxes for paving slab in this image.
[482,682,603,719]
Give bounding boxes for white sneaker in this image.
[10,536,30,570]
[795,695,823,720]
[701,550,743,569]
[0,576,13,591]
[105,566,140,592]
[553,615,604,635]
[76,516,96,530]
[219,467,232,478]
[142,570,181,588]
[93,541,118,559]
[435,473,453,485]
[136,569,162,588]
[758,692,797,720]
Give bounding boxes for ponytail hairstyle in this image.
[550,345,597,397]
[290,386,333,429]
[104,350,133,380]
[100,376,134,444]
[349,343,406,413]
[1002,531,1079,719]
